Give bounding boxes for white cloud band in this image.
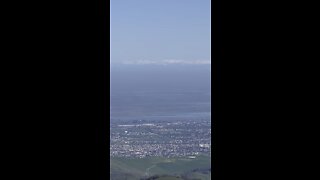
[121,59,211,65]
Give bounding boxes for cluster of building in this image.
[110,119,211,158]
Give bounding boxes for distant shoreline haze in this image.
[110,64,211,121]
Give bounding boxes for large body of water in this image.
[110,64,211,121]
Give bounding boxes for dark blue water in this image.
[110,64,211,121]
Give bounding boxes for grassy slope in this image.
[110,155,211,180]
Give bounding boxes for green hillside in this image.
[110,155,211,180]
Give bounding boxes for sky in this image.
[110,0,211,65]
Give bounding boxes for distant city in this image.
[110,118,211,158]
[110,65,211,160]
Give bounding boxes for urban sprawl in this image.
[110,119,211,158]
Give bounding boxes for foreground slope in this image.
[110,155,211,180]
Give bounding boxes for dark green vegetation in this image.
[110,155,211,180]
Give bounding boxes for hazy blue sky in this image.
[110,0,211,65]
